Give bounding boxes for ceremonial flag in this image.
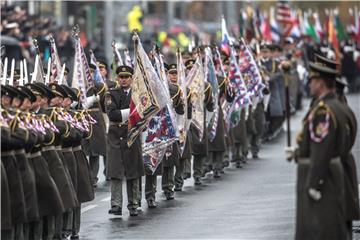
[314,12,323,42]
[335,10,347,42]
[142,48,179,173]
[227,46,250,128]
[176,49,190,153]
[49,35,63,83]
[304,12,319,43]
[89,50,105,84]
[261,12,272,42]
[79,39,94,88]
[289,10,301,39]
[186,56,205,140]
[31,55,45,84]
[71,38,87,108]
[328,12,340,57]
[204,47,219,142]
[128,35,168,147]
[276,1,292,24]
[270,7,281,42]
[221,16,232,57]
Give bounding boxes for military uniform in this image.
[161,81,185,199]
[81,82,107,186]
[192,81,214,179]
[294,62,352,240]
[208,76,234,178]
[105,66,145,216]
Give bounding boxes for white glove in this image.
[120,109,130,122]
[71,101,78,108]
[308,188,322,201]
[83,95,100,109]
[284,146,296,161]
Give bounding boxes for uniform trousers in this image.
[145,175,157,201]
[174,158,186,188]
[162,167,175,194]
[110,178,139,210]
[193,155,204,179]
[210,152,224,172]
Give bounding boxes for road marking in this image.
[100,196,111,202]
[81,204,97,213]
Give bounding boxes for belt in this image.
[55,146,62,151]
[1,150,14,157]
[42,146,55,152]
[14,149,26,155]
[29,151,41,159]
[62,147,73,153]
[298,156,340,164]
[73,145,82,151]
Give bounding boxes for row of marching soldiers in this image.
[1,67,97,240]
[0,40,297,239]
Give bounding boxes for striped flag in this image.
[276,1,292,24]
[49,36,62,83]
[71,38,87,108]
[221,16,232,57]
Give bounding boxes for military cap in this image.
[308,61,338,81]
[97,59,108,69]
[185,59,195,70]
[167,63,177,73]
[33,82,55,99]
[314,54,339,72]
[48,83,67,98]
[116,65,134,76]
[25,83,46,97]
[314,54,349,87]
[17,86,36,102]
[61,84,77,101]
[1,85,19,98]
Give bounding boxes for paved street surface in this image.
[80,94,360,240]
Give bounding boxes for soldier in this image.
[61,85,95,239]
[208,75,234,180]
[165,63,192,192]
[1,85,28,240]
[25,83,65,240]
[42,83,79,240]
[286,61,353,240]
[313,54,360,238]
[161,63,185,199]
[105,65,145,217]
[187,59,215,179]
[83,63,107,187]
[260,43,285,141]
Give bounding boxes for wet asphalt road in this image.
[79,94,360,240]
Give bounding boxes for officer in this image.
[105,65,145,217]
[83,63,107,187]
[313,54,360,238]
[286,61,353,239]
